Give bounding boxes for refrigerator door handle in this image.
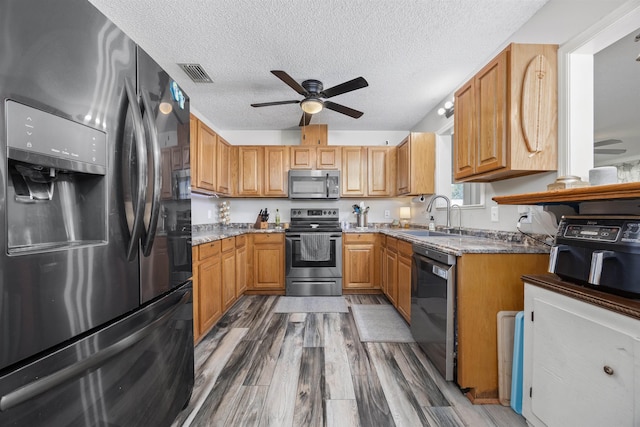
[124,77,148,262]
[140,90,161,257]
[0,291,188,412]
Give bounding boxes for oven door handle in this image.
[286,234,342,239]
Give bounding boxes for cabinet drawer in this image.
[235,234,246,248]
[398,240,413,257]
[343,233,376,244]
[385,237,398,251]
[253,233,284,244]
[221,237,235,252]
[198,240,221,260]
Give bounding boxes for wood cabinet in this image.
[235,235,248,297]
[523,283,639,427]
[190,114,231,195]
[367,146,396,197]
[289,145,341,170]
[396,240,412,323]
[453,43,558,182]
[383,237,398,306]
[216,136,231,195]
[220,237,236,312]
[263,146,289,197]
[300,124,327,145]
[456,253,549,402]
[341,146,367,197]
[192,241,222,343]
[236,146,263,197]
[343,233,380,290]
[396,133,435,196]
[249,233,285,291]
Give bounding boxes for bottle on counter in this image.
[275,209,280,228]
[429,216,435,231]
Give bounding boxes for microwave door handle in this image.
[548,244,569,273]
[326,173,330,198]
[588,250,616,285]
[124,78,148,262]
[140,90,161,257]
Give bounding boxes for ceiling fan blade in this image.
[271,70,308,96]
[299,112,312,127]
[320,77,368,98]
[594,139,623,147]
[594,148,627,155]
[251,100,300,107]
[323,101,364,118]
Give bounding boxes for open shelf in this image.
[492,182,640,205]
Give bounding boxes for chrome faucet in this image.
[426,195,451,228]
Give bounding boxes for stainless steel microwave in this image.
[288,170,340,199]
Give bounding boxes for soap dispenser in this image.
[429,216,435,231]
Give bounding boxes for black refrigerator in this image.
[0,0,194,425]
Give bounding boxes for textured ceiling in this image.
[88,0,549,131]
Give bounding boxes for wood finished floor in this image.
[172,295,527,427]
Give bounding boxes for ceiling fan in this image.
[594,139,627,155]
[251,70,368,126]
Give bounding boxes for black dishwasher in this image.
[410,244,456,381]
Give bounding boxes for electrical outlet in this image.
[520,208,533,224]
[384,210,390,218]
[491,206,499,222]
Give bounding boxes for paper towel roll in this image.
[589,167,618,185]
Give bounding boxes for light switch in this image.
[491,206,499,222]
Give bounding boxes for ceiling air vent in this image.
[178,63,213,83]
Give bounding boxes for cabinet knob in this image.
[603,365,614,376]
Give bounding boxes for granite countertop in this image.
[192,224,550,255]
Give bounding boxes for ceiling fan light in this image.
[301,98,323,114]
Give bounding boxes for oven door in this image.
[285,233,342,278]
[410,252,456,381]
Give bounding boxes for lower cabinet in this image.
[456,253,548,402]
[192,241,222,343]
[523,283,639,427]
[342,233,380,290]
[396,240,412,323]
[383,237,398,306]
[221,237,236,312]
[235,235,248,297]
[249,233,285,291]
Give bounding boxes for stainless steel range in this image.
[285,208,343,296]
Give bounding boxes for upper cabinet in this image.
[341,146,367,197]
[235,146,289,197]
[290,145,341,170]
[263,146,289,197]
[454,43,558,182]
[235,146,263,197]
[367,146,396,197]
[300,124,327,146]
[190,114,231,196]
[396,132,435,196]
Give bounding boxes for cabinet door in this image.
[237,146,262,196]
[290,146,315,170]
[235,238,247,297]
[316,146,341,169]
[221,246,236,311]
[195,121,217,191]
[368,146,395,197]
[454,80,476,180]
[525,289,637,427]
[300,124,327,145]
[396,139,410,194]
[343,243,376,288]
[475,53,507,174]
[264,146,289,197]
[384,242,398,306]
[198,255,222,337]
[397,254,411,322]
[216,137,231,195]
[341,146,366,197]
[252,235,284,289]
